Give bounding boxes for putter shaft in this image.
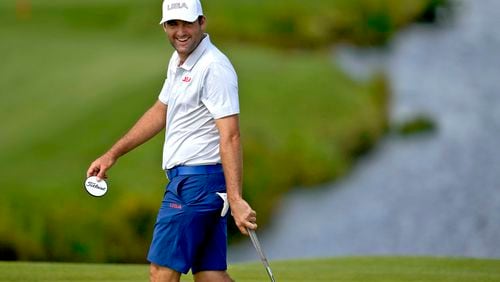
[247,228,276,282]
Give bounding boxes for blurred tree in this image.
[15,0,31,20]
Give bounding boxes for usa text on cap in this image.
[160,0,203,25]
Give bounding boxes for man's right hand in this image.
[86,153,116,180]
[229,197,257,236]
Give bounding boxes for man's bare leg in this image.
[150,263,181,282]
[194,271,234,282]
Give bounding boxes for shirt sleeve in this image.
[201,62,240,119]
[158,77,170,105]
[158,55,177,105]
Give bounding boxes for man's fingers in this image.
[247,221,258,230]
[239,225,249,236]
[86,154,114,181]
[96,169,107,181]
[87,166,98,178]
[237,216,257,236]
[239,223,255,235]
[231,199,257,235]
[238,223,257,236]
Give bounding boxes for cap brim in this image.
[159,14,200,25]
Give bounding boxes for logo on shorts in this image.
[170,203,182,209]
[168,2,188,10]
[181,76,192,83]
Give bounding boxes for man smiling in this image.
[86,0,257,281]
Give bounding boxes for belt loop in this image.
[167,169,175,180]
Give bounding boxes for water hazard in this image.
[230,0,500,262]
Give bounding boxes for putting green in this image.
[1,256,499,281]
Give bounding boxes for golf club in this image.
[247,228,276,282]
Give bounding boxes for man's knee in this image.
[194,270,234,282]
[149,263,181,282]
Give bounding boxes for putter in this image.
[247,228,276,282]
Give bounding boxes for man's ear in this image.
[162,22,168,32]
[199,16,207,29]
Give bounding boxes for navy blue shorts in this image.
[147,172,228,274]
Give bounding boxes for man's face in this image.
[163,17,206,63]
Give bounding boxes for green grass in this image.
[0,0,399,263]
[1,257,499,282]
[0,14,387,262]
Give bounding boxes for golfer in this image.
[86,0,257,281]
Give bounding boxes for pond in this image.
[229,0,500,262]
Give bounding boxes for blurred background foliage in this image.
[0,0,446,263]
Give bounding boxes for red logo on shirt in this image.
[182,76,191,83]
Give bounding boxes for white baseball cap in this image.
[160,0,204,25]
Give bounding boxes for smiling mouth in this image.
[177,37,189,44]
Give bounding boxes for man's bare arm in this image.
[215,114,257,235]
[87,100,167,179]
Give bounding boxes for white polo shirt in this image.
[158,34,239,170]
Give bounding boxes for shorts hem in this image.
[147,257,189,275]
